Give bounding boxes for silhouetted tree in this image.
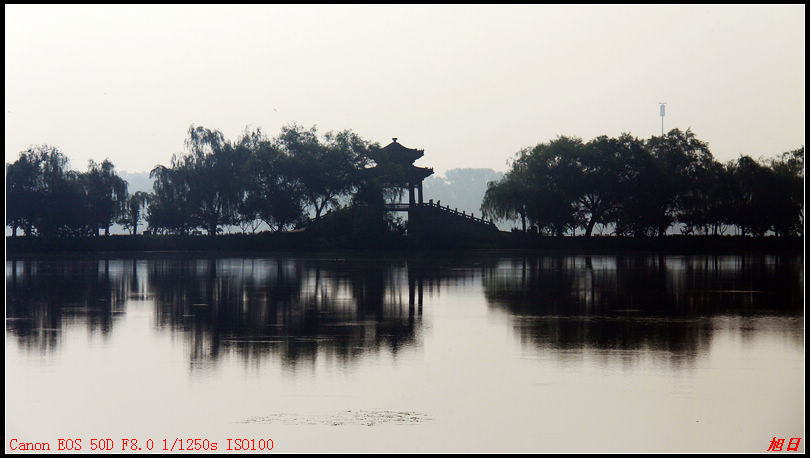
[515,137,582,235]
[238,128,306,232]
[83,159,129,236]
[486,129,801,238]
[573,135,626,237]
[350,178,390,243]
[120,191,150,235]
[147,162,196,235]
[146,126,243,235]
[726,155,793,237]
[277,124,373,220]
[10,125,800,241]
[183,126,243,235]
[640,129,714,236]
[481,164,532,232]
[6,145,135,237]
[6,152,42,236]
[6,145,86,236]
[764,147,804,236]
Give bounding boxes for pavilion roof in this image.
[364,162,434,186]
[369,138,425,165]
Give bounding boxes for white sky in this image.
[5,4,805,176]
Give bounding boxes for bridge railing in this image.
[310,201,499,229]
[419,200,497,227]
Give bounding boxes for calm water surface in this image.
[5,253,804,452]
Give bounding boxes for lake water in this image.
[5,252,804,453]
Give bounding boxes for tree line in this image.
[6,126,804,239]
[6,124,379,237]
[481,129,804,237]
[6,146,130,237]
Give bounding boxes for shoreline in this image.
[5,232,804,256]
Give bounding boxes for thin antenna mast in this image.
[659,102,667,136]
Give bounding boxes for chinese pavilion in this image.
[367,138,434,208]
[362,137,498,237]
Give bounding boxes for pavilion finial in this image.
[392,137,398,143]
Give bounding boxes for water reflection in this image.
[7,256,441,369]
[148,256,426,369]
[483,255,803,365]
[6,258,133,352]
[6,253,803,369]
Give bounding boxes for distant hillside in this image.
[118,170,154,194]
[422,168,511,230]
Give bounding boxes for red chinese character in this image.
[787,437,801,451]
[768,437,785,451]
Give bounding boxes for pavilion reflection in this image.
[5,254,499,369]
[145,256,430,370]
[482,254,804,365]
[7,253,802,370]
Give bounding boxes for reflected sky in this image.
[5,253,804,452]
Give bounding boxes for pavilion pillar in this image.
[418,182,423,204]
[408,183,415,206]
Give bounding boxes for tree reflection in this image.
[6,254,501,370]
[483,254,804,364]
[146,256,426,369]
[6,258,131,352]
[7,253,802,370]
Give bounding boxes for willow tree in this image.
[120,191,150,235]
[726,155,780,237]
[6,145,88,236]
[482,138,583,235]
[147,126,245,235]
[276,124,373,220]
[481,161,532,232]
[643,128,717,236]
[84,159,129,236]
[6,152,42,236]
[237,127,306,232]
[764,147,804,236]
[147,161,196,235]
[520,137,583,236]
[574,135,626,237]
[183,125,244,235]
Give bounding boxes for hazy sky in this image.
[5,4,805,176]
